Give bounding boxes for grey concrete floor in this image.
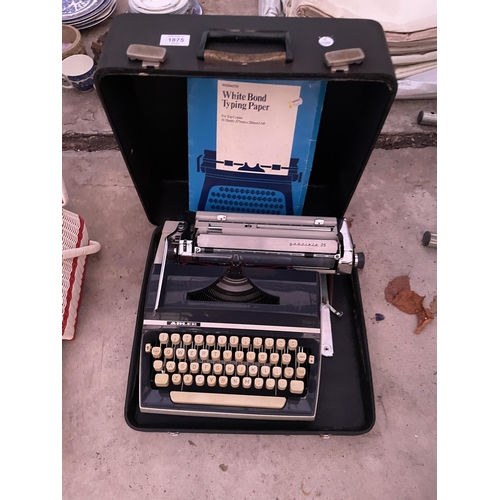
[62,2,437,499]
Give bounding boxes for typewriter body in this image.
[139,211,364,420]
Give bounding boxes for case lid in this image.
[95,14,396,226]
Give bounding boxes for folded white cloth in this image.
[394,60,437,79]
[392,51,437,66]
[283,0,437,33]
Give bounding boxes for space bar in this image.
[170,391,286,409]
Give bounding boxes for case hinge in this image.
[324,48,365,72]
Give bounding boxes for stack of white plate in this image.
[62,0,117,30]
[128,0,192,15]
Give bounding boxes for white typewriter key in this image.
[241,336,251,348]
[290,380,305,394]
[159,333,169,344]
[235,351,244,362]
[231,376,240,388]
[309,355,315,365]
[211,350,221,361]
[151,346,162,359]
[166,361,176,373]
[155,373,169,387]
[265,338,274,349]
[236,365,247,377]
[175,348,186,360]
[172,374,182,385]
[282,353,292,365]
[178,362,188,374]
[223,350,232,362]
[190,362,200,374]
[195,375,205,386]
[199,349,209,361]
[253,337,263,349]
[207,375,217,387]
[206,335,216,346]
[288,339,298,350]
[261,366,270,378]
[145,343,152,353]
[278,379,287,391]
[254,377,264,389]
[284,367,294,379]
[219,376,228,388]
[217,335,227,347]
[276,339,286,350]
[272,367,282,378]
[270,353,280,364]
[246,351,256,363]
[183,374,193,386]
[248,365,258,377]
[202,363,211,375]
[188,348,198,361]
[153,360,163,371]
[213,363,223,376]
[164,347,174,359]
[194,334,204,346]
[225,364,235,376]
[171,333,181,345]
[296,352,307,364]
[258,352,268,363]
[266,378,276,390]
[296,367,306,379]
[242,377,252,389]
[182,334,192,345]
[229,336,239,348]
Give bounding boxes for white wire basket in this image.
[62,207,101,340]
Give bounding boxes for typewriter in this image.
[139,211,364,421]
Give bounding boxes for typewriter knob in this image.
[355,252,365,269]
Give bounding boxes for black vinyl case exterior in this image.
[95,13,397,434]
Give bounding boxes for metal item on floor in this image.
[417,111,437,126]
[422,231,437,248]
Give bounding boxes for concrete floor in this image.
[62,2,437,499]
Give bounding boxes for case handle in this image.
[197,30,293,64]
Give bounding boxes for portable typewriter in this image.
[139,211,364,420]
[95,13,397,433]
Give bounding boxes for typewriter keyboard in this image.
[205,187,287,215]
[139,330,321,420]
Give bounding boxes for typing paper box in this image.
[188,78,326,215]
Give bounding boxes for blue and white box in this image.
[188,78,326,215]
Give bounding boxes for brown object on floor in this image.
[385,276,435,334]
[384,275,411,303]
[415,307,434,334]
[91,31,108,65]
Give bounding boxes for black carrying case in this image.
[95,13,397,434]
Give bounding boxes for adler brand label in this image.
[167,321,200,327]
[187,78,326,215]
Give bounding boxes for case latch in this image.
[324,48,365,72]
[127,44,167,69]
